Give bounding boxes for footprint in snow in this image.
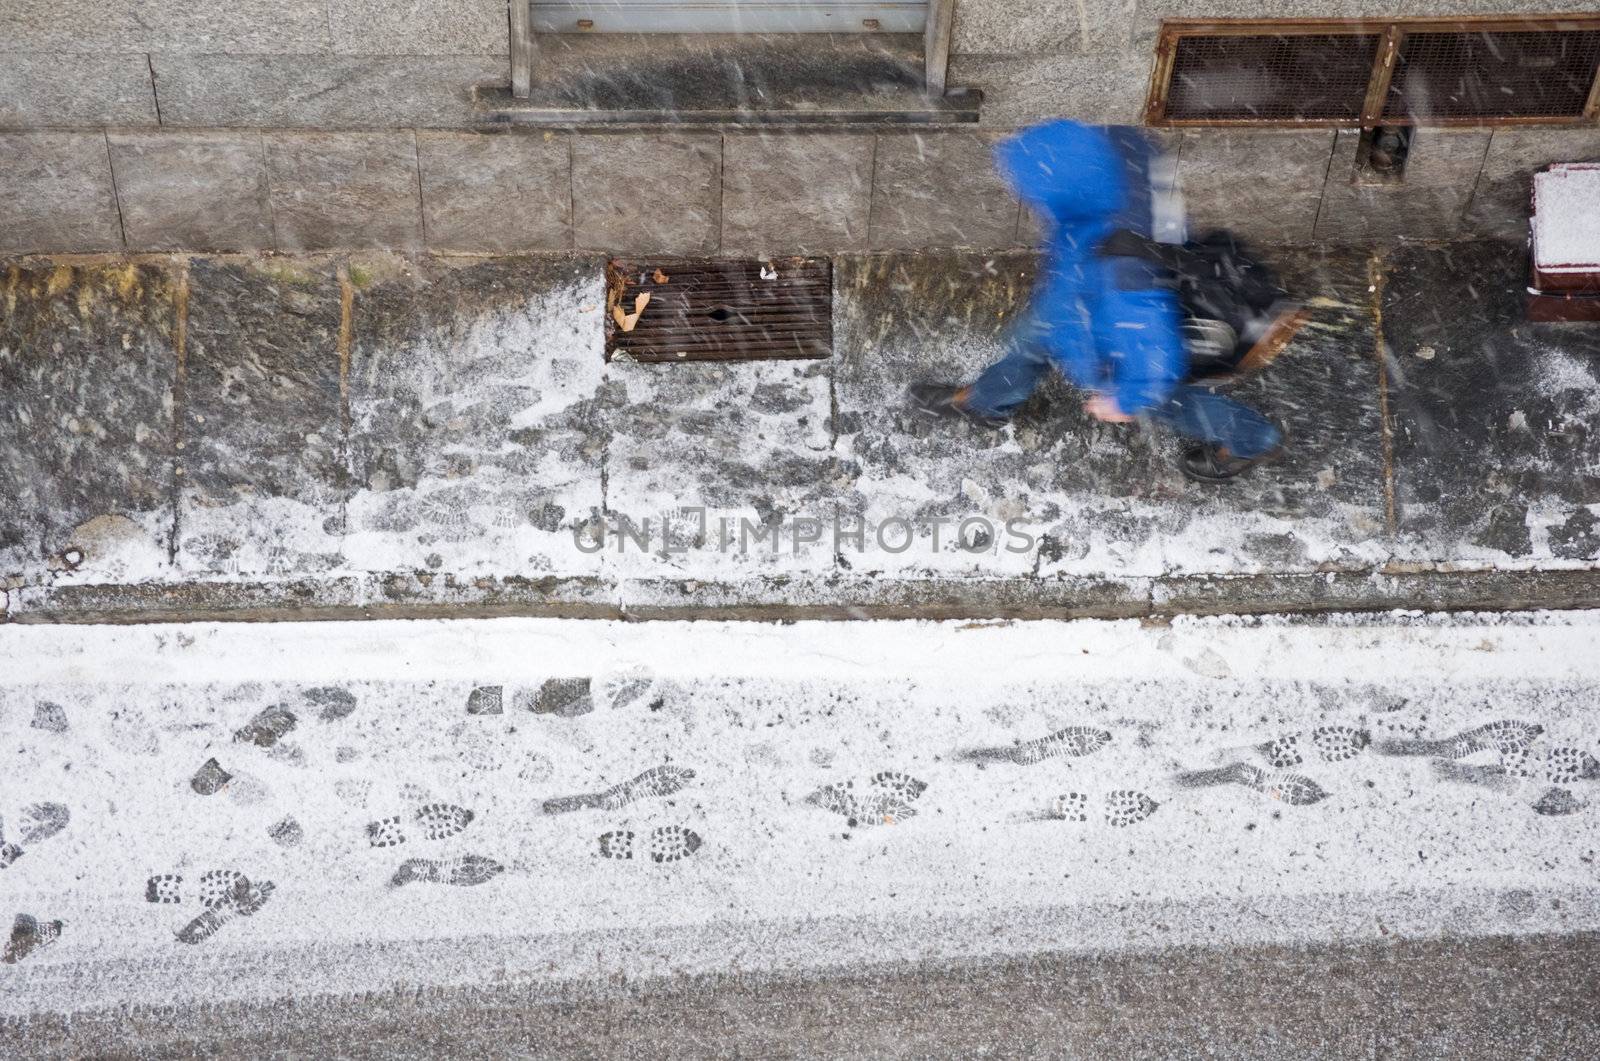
[146,868,262,907]
[155,873,276,945]
[598,825,703,863]
[0,803,70,869]
[1024,790,1161,827]
[956,725,1112,766]
[542,765,695,815]
[390,855,505,888]
[1373,720,1544,759]
[1175,762,1329,806]
[3,914,62,965]
[1227,726,1371,767]
[804,771,928,827]
[366,803,475,848]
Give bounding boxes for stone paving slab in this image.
[0,262,177,586]
[345,255,607,580]
[1383,241,1600,563]
[178,258,346,577]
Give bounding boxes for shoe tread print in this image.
[1176,762,1329,806]
[198,869,250,910]
[1257,727,1370,768]
[3,914,63,965]
[176,880,275,945]
[390,855,504,888]
[0,804,70,869]
[1374,720,1543,759]
[1105,790,1161,827]
[805,773,928,828]
[598,827,703,862]
[145,874,183,904]
[542,765,696,815]
[366,803,475,847]
[957,726,1113,766]
[649,826,702,863]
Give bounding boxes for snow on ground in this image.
[2,611,1598,1016]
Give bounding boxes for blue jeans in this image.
[962,330,1283,459]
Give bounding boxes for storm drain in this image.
[604,257,832,363]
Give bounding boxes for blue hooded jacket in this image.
[993,121,1185,415]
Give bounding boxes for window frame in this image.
[508,0,957,100]
[1143,15,1600,129]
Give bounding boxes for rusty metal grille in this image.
[1384,29,1600,120]
[1149,18,1600,126]
[1162,33,1381,122]
[605,258,832,363]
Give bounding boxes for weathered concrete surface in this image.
[108,131,275,252]
[4,242,1598,624]
[0,54,158,128]
[0,123,1590,255]
[0,263,177,584]
[1383,241,1600,563]
[721,133,875,255]
[1180,130,1336,247]
[263,133,425,252]
[416,132,573,254]
[571,134,723,255]
[869,133,1020,249]
[0,133,124,255]
[1,612,1599,1052]
[148,55,501,129]
[1464,127,1600,240]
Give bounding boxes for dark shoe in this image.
[908,383,1009,430]
[1180,440,1286,483]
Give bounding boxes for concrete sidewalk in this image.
[2,240,1597,624]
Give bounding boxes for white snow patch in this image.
[1,611,1598,1016]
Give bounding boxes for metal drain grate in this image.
[1161,32,1380,122]
[605,258,832,363]
[1384,29,1600,121]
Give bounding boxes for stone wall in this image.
[3,1,1600,252]
[4,126,1600,255]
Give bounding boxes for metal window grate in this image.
[1384,29,1600,120]
[606,258,832,363]
[1163,33,1381,122]
[1148,17,1600,127]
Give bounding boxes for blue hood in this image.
[993,120,1128,222]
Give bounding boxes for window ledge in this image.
[477,33,980,127]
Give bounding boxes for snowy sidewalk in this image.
[2,611,1599,1019]
[2,241,1598,623]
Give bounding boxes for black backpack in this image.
[1100,229,1289,376]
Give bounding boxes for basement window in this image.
[492,0,978,124]
[1146,16,1600,128]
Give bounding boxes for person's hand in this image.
[1084,394,1134,423]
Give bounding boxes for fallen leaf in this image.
[615,291,652,333]
[652,269,669,284]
